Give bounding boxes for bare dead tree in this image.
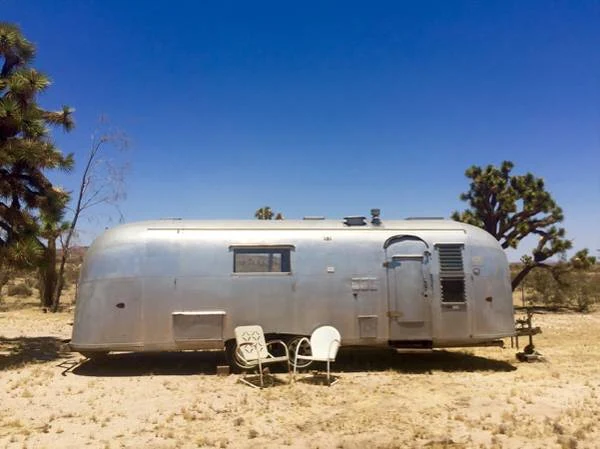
[51,121,129,311]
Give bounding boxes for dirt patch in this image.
[1,303,599,448]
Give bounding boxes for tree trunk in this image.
[51,251,68,312]
[511,264,535,291]
[51,274,64,312]
[39,239,57,308]
[0,270,10,299]
[51,223,77,312]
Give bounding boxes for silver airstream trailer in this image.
[70,214,515,365]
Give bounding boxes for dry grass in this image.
[1,298,599,448]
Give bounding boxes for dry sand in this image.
[1,298,599,449]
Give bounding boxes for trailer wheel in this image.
[288,336,313,369]
[224,340,255,373]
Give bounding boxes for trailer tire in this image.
[224,340,253,373]
[288,336,313,370]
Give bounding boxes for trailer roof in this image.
[120,218,469,231]
[88,218,503,260]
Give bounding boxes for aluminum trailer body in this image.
[70,218,514,357]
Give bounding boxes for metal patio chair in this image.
[234,325,291,388]
[293,325,341,386]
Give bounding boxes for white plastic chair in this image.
[234,325,291,388]
[293,325,341,386]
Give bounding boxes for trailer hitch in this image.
[512,307,545,362]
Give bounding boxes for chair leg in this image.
[239,375,260,388]
[258,359,264,388]
[293,356,298,382]
[326,360,339,386]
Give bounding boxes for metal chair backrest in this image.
[235,325,269,362]
[309,325,341,360]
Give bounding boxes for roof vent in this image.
[370,208,381,226]
[303,216,326,220]
[343,216,367,226]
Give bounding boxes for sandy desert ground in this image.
[1,298,599,449]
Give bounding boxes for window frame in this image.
[230,245,294,275]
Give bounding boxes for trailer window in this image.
[436,244,466,303]
[233,248,292,273]
[440,279,466,303]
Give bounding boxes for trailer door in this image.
[385,239,432,341]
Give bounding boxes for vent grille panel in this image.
[436,244,466,302]
[437,245,464,278]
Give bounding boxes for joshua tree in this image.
[452,161,576,290]
[254,206,274,220]
[0,23,74,306]
[254,206,285,220]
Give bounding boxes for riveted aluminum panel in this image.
[71,219,514,353]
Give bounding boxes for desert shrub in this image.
[7,283,33,297]
[526,269,562,308]
[23,276,37,288]
[526,266,600,312]
[568,271,600,312]
[63,263,81,285]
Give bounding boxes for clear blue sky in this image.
[3,0,599,258]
